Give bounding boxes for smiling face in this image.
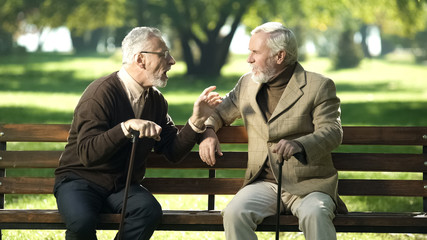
[143,37,176,88]
[247,31,278,84]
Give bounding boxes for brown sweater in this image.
[55,72,200,192]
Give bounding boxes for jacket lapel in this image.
[268,63,306,123]
[249,79,267,123]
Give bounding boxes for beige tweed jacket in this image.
[206,62,345,208]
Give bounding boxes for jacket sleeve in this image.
[205,75,245,131]
[295,78,343,163]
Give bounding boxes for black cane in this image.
[276,158,284,240]
[118,130,139,240]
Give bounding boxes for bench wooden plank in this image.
[332,153,427,172]
[0,151,62,168]
[1,210,426,233]
[1,151,426,173]
[342,126,427,145]
[1,177,426,197]
[1,124,426,145]
[0,124,70,142]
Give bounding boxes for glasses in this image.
[140,50,170,59]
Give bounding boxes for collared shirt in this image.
[117,67,146,118]
[117,67,205,137]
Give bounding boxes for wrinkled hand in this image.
[199,128,223,166]
[124,119,162,141]
[190,86,222,128]
[272,139,302,163]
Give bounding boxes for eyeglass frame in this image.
[139,50,170,59]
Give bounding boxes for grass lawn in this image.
[1,51,426,239]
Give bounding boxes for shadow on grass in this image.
[0,70,89,94]
[0,52,111,66]
[336,82,423,93]
[341,101,427,126]
[0,106,72,124]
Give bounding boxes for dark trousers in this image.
[54,176,162,240]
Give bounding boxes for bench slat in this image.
[2,177,425,197]
[0,151,62,168]
[332,153,427,172]
[0,124,70,142]
[2,124,426,145]
[1,151,425,173]
[338,179,427,197]
[342,126,427,145]
[0,210,426,233]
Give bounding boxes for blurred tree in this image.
[149,0,255,76]
[2,0,426,73]
[37,0,128,52]
[0,0,44,53]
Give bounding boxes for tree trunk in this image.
[360,24,372,58]
[184,2,250,77]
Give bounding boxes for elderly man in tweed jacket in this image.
[199,22,347,240]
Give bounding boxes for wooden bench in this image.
[1,124,427,238]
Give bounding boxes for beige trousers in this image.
[222,181,336,240]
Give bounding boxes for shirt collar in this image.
[117,67,145,101]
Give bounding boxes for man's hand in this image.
[124,119,162,141]
[199,128,223,166]
[272,139,302,163]
[190,86,222,129]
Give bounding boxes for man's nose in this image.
[247,53,254,63]
[169,55,176,65]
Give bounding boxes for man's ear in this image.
[276,51,286,64]
[136,53,146,69]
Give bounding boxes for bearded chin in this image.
[251,72,269,84]
[152,78,167,88]
[251,67,276,84]
[250,59,276,84]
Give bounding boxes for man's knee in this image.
[66,215,97,238]
[223,202,252,225]
[297,193,335,224]
[130,198,163,225]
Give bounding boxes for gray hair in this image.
[251,22,298,66]
[121,27,163,65]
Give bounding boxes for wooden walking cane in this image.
[118,130,139,240]
[276,152,307,240]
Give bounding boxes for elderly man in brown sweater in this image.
[199,22,347,240]
[54,27,222,240]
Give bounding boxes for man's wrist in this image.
[189,118,206,133]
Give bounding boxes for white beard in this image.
[251,70,271,84]
[250,58,276,84]
[152,77,167,88]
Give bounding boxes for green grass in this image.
[1,51,427,239]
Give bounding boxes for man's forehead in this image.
[146,36,167,50]
[249,32,269,51]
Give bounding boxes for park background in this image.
[1,0,427,239]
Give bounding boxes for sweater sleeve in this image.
[75,98,129,167]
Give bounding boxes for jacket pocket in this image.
[294,165,336,181]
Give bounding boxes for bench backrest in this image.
[1,124,426,211]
